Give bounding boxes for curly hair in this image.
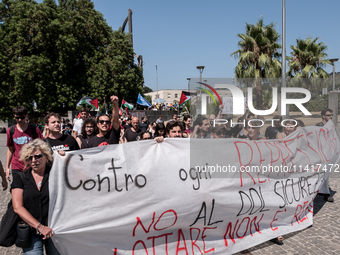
[19,139,53,168]
[81,118,98,138]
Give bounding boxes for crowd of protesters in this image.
[0,94,336,254]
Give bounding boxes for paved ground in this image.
[0,126,339,254]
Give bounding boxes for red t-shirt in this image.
[6,125,44,171]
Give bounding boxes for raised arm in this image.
[110,95,120,131]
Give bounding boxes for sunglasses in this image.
[325,114,333,117]
[99,120,110,124]
[14,116,25,120]
[143,137,152,140]
[25,154,45,162]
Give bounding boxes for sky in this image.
[39,0,340,91]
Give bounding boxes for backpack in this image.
[9,124,37,141]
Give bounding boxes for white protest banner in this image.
[48,121,340,255]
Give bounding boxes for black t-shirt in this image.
[86,126,121,147]
[11,167,51,225]
[139,122,148,131]
[225,128,233,138]
[315,122,324,127]
[77,135,93,149]
[231,126,241,138]
[45,134,80,153]
[123,124,132,131]
[265,126,283,139]
[123,128,141,142]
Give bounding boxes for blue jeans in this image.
[23,233,60,255]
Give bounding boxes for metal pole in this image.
[333,65,336,91]
[156,65,158,98]
[282,0,288,116]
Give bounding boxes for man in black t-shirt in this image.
[44,113,80,153]
[316,108,333,127]
[86,95,121,148]
[123,117,141,142]
[139,116,149,131]
[123,117,132,131]
[265,115,283,139]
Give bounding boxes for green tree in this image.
[231,18,282,110]
[143,86,153,93]
[287,37,330,79]
[0,0,143,120]
[287,37,330,110]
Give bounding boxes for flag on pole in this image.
[77,97,98,109]
[102,97,108,114]
[179,91,191,106]
[122,99,133,110]
[137,94,152,107]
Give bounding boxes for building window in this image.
[168,93,171,98]
[175,94,178,98]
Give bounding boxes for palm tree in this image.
[287,37,330,80]
[287,37,330,110]
[231,18,282,110]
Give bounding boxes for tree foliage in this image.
[0,0,143,119]
[231,17,282,110]
[287,37,330,79]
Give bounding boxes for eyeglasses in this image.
[325,114,333,117]
[14,116,25,120]
[99,120,110,124]
[85,126,94,129]
[25,154,45,162]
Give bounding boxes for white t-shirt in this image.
[73,119,83,134]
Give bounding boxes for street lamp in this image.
[196,66,205,115]
[329,58,339,91]
[196,66,205,84]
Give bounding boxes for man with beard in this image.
[73,107,88,139]
[76,118,98,148]
[123,117,141,142]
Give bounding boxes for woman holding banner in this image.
[11,139,60,255]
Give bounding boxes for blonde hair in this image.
[19,139,53,168]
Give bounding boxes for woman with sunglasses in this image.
[11,139,60,254]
